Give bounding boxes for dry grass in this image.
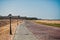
[33,20,60,27]
[34,20,60,24]
[0,19,22,40]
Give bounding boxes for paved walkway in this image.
[13,23,38,40]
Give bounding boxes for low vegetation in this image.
[0,19,22,40]
[34,20,60,27]
[36,22,60,27]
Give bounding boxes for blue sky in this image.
[0,0,60,19]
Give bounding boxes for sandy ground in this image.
[0,20,22,40]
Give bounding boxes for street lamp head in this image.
[8,14,12,18]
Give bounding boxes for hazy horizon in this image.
[0,0,60,19]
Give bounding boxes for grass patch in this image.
[36,22,60,27]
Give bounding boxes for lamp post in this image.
[17,17,18,26]
[9,14,12,35]
[17,16,20,26]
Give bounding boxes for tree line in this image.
[0,14,39,20]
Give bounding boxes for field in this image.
[0,19,22,40]
[33,20,60,27]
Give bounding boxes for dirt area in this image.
[0,19,9,27]
[0,19,22,40]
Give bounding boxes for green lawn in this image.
[36,22,60,27]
